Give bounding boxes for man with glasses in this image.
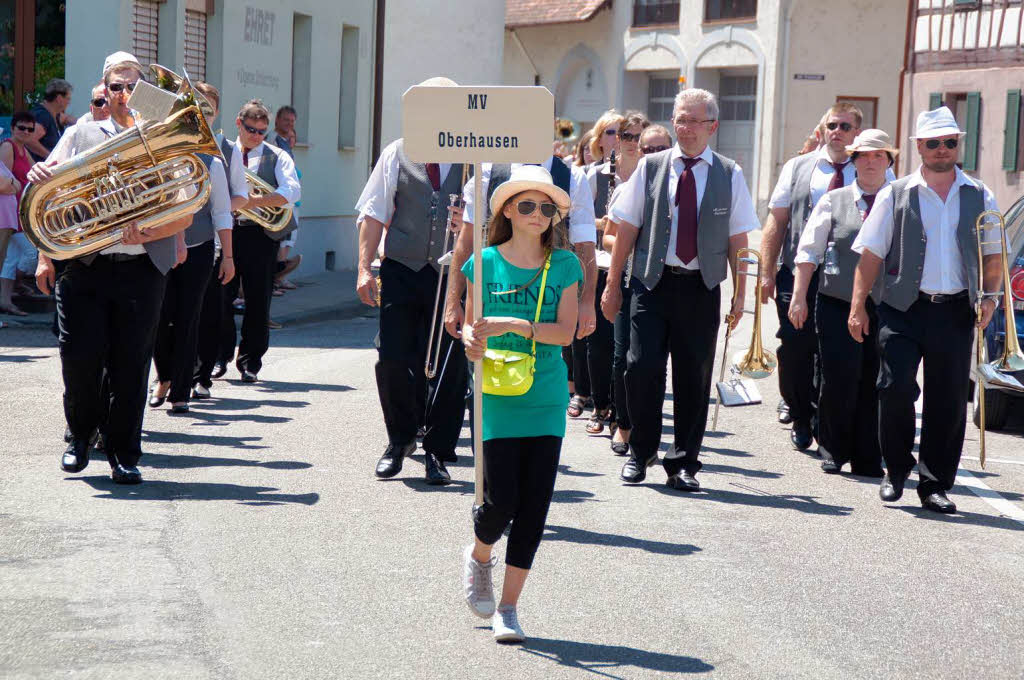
[849,107,1002,514]
[219,99,300,383]
[758,102,862,452]
[27,78,76,162]
[28,51,196,485]
[600,89,758,492]
[77,83,110,124]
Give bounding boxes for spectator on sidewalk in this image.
[272,105,301,293]
[27,78,76,162]
[0,112,35,316]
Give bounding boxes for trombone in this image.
[712,248,777,431]
[973,210,1024,468]
[425,164,469,379]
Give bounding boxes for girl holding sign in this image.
[460,166,581,643]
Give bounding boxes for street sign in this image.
[794,74,825,81]
[401,85,554,163]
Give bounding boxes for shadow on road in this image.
[139,451,311,471]
[143,430,270,451]
[701,444,753,458]
[543,525,701,557]
[246,380,355,394]
[558,464,603,478]
[398,478,474,494]
[894,506,1024,532]
[71,476,320,506]
[649,484,854,516]
[551,489,599,504]
[186,397,311,411]
[520,637,713,678]
[0,353,45,363]
[185,410,293,425]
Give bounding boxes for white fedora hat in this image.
[909,106,966,140]
[488,165,571,218]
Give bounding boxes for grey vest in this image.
[249,141,298,242]
[184,154,216,247]
[385,140,466,272]
[882,177,985,312]
[632,149,734,291]
[780,153,821,271]
[70,121,176,274]
[819,185,882,304]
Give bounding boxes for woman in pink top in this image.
[0,112,35,316]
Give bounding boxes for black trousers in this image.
[581,269,614,411]
[375,258,468,455]
[775,266,819,428]
[222,225,278,374]
[474,435,562,570]
[153,240,215,403]
[815,294,882,474]
[564,341,588,395]
[626,271,720,476]
[612,280,634,430]
[876,298,974,499]
[193,252,225,389]
[57,256,167,468]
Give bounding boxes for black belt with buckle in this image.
[919,291,968,304]
[664,265,700,276]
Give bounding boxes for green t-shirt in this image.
[462,246,583,441]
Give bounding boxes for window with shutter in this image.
[184,10,207,82]
[132,0,160,66]
[963,91,981,172]
[1003,89,1021,172]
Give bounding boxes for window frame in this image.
[703,0,757,24]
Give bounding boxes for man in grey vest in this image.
[600,88,759,492]
[788,130,896,477]
[760,103,862,451]
[355,98,470,485]
[29,52,195,485]
[850,107,1002,514]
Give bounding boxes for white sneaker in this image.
[492,605,525,643]
[462,545,496,618]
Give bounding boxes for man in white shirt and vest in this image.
[849,107,1002,514]
[600,88,759,492]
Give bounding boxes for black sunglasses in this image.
[641,145,670,154]
[604,129,618,136]
[15,124,35,133]
[925,138,959,150]
[242,122,268,136]
[107,82,137,94]
[619,131,641,142]
[826,121,853,132]
[91,97,107,107]
[516,200,558,219]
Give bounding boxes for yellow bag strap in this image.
[530,253,551,357]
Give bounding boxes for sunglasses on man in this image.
[15,124,35,133]
[516,199,559,219]
[107,82,137,94]
[924,138,959,150]
[242,122,268,136]
[641,145,670,154]
[618,131,641,142]
[826,121,854,132]
[91,97,107,108]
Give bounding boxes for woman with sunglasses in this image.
[460,165,581,644]
[0,112,37,316]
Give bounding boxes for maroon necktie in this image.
[828,162,846,192]
[242,148,250,167]
[674,157,701,265]
[862,193,877,218]
[426,163,441,191]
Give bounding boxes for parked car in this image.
[971,195,1024,431]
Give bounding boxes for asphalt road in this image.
[2,299,1023,679]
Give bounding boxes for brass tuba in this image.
[20,64,221,259]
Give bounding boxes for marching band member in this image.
[760,103,862,451]
[788,130,896,477]
[600,89,758,492]
[850,108,1002,514]
[219,99,301,383]
[30,52,194,484]
[354,78,469,485]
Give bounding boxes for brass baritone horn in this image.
[20,65,220,259]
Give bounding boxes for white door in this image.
[715,74,757,191]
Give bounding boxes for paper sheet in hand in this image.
[977,364,1024,392]
[127,80,178,122]
[716,378,762,407]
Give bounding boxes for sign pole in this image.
[472,161,484,507]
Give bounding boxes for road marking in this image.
[961,455,1024,466]
[954,470,1024,525]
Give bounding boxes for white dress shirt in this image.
[851,167,1000,295]
[355,139,454,225]
[233,139,301,206]
[216,134,250,200]
[460,157,597,245]
[196,156,233,250]
[608,145,759,269]
[795,179,890,266]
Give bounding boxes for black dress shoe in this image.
[424,453,452,485]
[437,451,458,463]
[375,442,416,479]
[148,390,167,408]
[620,452,658,484]
[666,471,700,491]
[921,492,956,514]
[240,370,258,383]
[777,400,793,424]
[60,440,90,473]
[879,470,912,502]
[170,403,190,414]
[820,457,841,474]
[610,441,629,456]
[212,362,227,379]
[790,422,813,451]
[111,464,143,485]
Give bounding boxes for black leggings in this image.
[474,435,562,570]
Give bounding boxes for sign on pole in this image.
[402,85,554,506]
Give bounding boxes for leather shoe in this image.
[620,452,658,484]
[790,422,813,451]
[111,464,143,485]
[820,457,841,474]
[424,453,452,485]
[666,471,700,491]
[879,470,911,502]
[777,400,793,424]
[211,362,227,379]
[375,442,415,479]
[170,403,190,414]
[60,440,90,473]
[240,370,258,383]
[921,491,957,514]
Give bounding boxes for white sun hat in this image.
[909,106,966,140]
[488,165,571,218]
[102,51,143,77]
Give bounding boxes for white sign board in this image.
[401,86,554,163]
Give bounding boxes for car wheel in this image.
[973,383,1010,431]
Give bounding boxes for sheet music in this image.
[127,80,177,122]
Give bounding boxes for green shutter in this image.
[963,92,981,172]
[1003,89,1021,172]
[929,92,943,110]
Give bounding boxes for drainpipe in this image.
[895,0,916,176]
[509,28,541,86]
[371,0,386,167]
[776,0,798,165]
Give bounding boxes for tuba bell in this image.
[20,64,221,260]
